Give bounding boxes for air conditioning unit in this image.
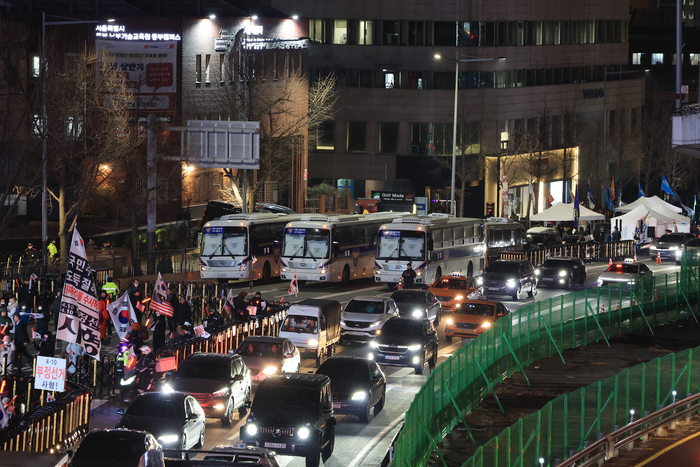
[410,145,420,156]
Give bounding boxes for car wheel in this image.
[512,285,521,301]
[359,402,371,422]
[527,283,536,298]
[434,310,441,326]
[305,440,321,467]
[374,388,386,415]
[341,266,350,286]
[414,353,424,375]
[239,389,250,417]
[221,399,233,427]
[445,336,453,343]
[387,283,398,291]
[322,425,335,461]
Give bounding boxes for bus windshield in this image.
[487,228,515,247]
[283,228,331,259]
[376,230,425,261]
[201,226,247,257]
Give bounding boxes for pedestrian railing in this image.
[508,240,637,266]
[390,255,700,467]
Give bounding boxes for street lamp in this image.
[434,53,506,216]
[41,14,98,273]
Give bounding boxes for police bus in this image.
[280,213,408,285]
[373,214,486,288]
[482,217,526,265]
[200,212,303,283]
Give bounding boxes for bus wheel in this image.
[341,266,350,286]
[261,262,271,284]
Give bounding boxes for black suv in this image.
[475,259,537,301]
[370,317,439,375]
[241,374,336,467]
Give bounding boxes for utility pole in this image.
[147,113,157,274]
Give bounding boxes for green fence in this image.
[391,257,700,467]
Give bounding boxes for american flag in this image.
[151,293,174,317]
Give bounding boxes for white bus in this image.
[280,213,408,285]
[373,215,486,288]
[482,217,526,265]
[200,212,303,283]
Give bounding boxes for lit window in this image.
[317,121,335,150]
[632,53,642,65]
[205,54,211,83]
[310,19,326,43]
[333,20,347,45]
[651,53,663,65]
[692,54,699,66]
[384,72,395,89]
[32,55,41,77]
[359,21,373,45]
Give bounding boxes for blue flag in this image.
[661,175,675,196]
[606,187,616,212]
[638,184,645,199]
[573,185,580,229]
[587,180,595,209]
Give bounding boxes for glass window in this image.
[317,120,335,150]
[651,53,664,65]
[379,122,400,153]
[692,54,699,66]
[483,22,495,47]
[333,20,348,44]
[588,21,596,44]
[535,21,543,45]
[384,72,396,88]
[632,53,642,65]
[310,19,326,43]
[383,21,400,45]
[500,120,509,150]
[517,21,525,46]
[359,20,373,45]
[409,21,424,46]
[553,21,560,45]
[579,20,587,44]
[347,121,367,152]
[432,123,453,155]
[497,70,506,88]
[32,55,40,77]
[544,21,553,45]
[434,21,456,46]
[410,123,432,156]
[434,71,453,90]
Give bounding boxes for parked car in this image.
[240,374,336,467]
[525,227,562,249]
[316,356,386,422]
[597,259,654,293]
[69,429,164,467]
[369,317,438,375]
[535,257,587,288]
[201,444,282,466]
[427,273,484,312]
[649,233,697,264]
[475,259,537,301]
[340,296,399,343]
[444,299,510,342]
[390,289,442,325]
[233,336,301,382]
[162,352,252,427]
[115,392,205,458]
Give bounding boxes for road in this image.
[89,257,681,467]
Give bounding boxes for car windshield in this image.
[237,341,284,357]
[485,262,519,273]
[391,291,427,306]
[527,234,546,244]
[542,259,575,268]
[125,396,184,419]
[658,234,689,244]
[456,303,495,316]
[176,361,230,380]
[344,300,383,314]
[606,264,639,274]
[380,319,423,337]
[282,228,330,259]
[74,432,146,463]
[317,360,369,380]
[254,384,319,411]
[376,230,425,260]
[280,315,318,333]
[431,278,468,290]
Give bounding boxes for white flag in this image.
[107,292,139,340]
[56,229,101,359]
[154,272,168,300]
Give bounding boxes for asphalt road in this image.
[88,257,681,467]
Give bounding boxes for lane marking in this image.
[346,413,406,467]
[633,429,700,467]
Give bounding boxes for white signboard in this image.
[35,356,67,392]
[184,120,261,169]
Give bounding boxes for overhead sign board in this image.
[184,120,261,170]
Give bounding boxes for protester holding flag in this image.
[232,291,250,322]
[176,296,192,327]
[106,291,139,341]
[127,279,143,323]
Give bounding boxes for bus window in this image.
[453,227,464,245]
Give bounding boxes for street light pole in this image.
[435,54,505,217]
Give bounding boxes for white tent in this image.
[615,205,690,240]
[531,202,605,222]
[615,195,682,214]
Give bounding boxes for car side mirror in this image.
[117,408,125,415]
[233,374,244,381]
[188,413,198,420]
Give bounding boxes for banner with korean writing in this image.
[107,292,139,340]
[35,356,67,392]
[56,229,101,359]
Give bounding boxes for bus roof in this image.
[386,216,482,227]
[206,213,303,226]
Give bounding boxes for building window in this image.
[516,21,525,46]
[651,53,664,65]
[632,53,642,65]
[205,54,211,83]
[347,121,367,153]
[410,123,432,156]
[273,52,279,80]
[195,54,202,83]
[434,21,455,46]
[359,21,373,45]
[432,123,453,155]
[333,20,348,44]
[384,72,396,88]
[553,21,561,45]
[383,21,400,45]
[219,54,225,82]
[692,54,700,66]
[310,19,327,43]
[500,121,509,150]
[317,121,335,150]
[32,55,40,77]
[379,122,400,153]
[535,21,543,45]
[408,21,424,46]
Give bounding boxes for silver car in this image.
[340,296,399,343]
[597,260,654,293]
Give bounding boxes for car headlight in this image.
[412,310,424,318]
[650,246,656,250]
[246,424,258,436]
[481,322,492,328]
[446,318,453,325]
[120,376,136,386]
[262,366,278,375]
[535,269,540,276]
[340,319,346,326]
[455,295,464,301]
[670,246,679,250]
[298,427,310,439]
[676,251,682,257]
[240,263,248,270]
[476,277,484,286]
[558,270,567,277]
[213,387,229,397]
[351,391,367,400]
[416,270,422,276]
[158,434,179,444]
[281,267,287,272]
[213,403,226,410]
[162,383,174,393]
[320,268,327,274]
[368,353,374,359]
[308,339,318,346]
[506,279,516,288]
[369,341,379,348]
[407,344,422,351]
[370,319,382,327]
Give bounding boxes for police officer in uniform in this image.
[401,263,417,289]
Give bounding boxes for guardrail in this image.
[390,257,700,466]
[461,344,700,467]
[500,240,636,265]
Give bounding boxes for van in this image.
[525,227,561,249]
[278,299,341,366]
